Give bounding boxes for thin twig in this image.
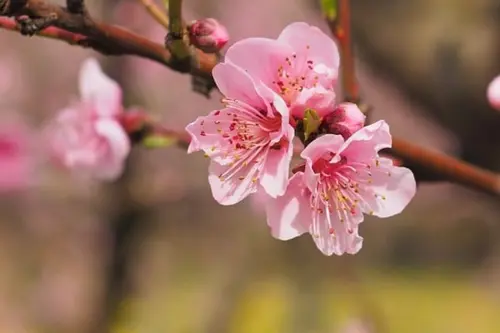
[167,0,190,59]
[329,0,359,102]
[137,0,169,29]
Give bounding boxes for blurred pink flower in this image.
[265,121,416,256]
[224,22,339,116]
[0,120,33,193]
[45,58,131,181]
[487,74,500,111]
[187,18,229,53]
[186,61,294,205]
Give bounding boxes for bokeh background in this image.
[1,0,500,332]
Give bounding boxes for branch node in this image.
[15,13,57,35]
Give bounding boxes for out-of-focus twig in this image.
[137,0,169,29]
[0,0,217,79]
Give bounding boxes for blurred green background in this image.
[1,0,500,332]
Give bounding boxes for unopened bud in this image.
[487,75,500,111]
[187,18,229,53]
[322,103,365,139]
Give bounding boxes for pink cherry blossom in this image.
[45,58,131,181]
[186,61,294,205]
[0,120,33,193]
[224,22,339,113]
[487,74,500,111]
[265,120,416,256]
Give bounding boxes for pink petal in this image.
[259,130,294,197]
[361,157,417,218]
[93,119,130,180]
[213,62,268,111]
[308,186,364,256]
[94,119,131,160]
[335,120,391,162]
[311,215,364,256]
[224,37,292,87]
[277,22,340,74]
[487,75,500,111]
[301,133,345,165]
[185,108,241,165]
[264,173,310,240]
[208,159,261,205]
[290,86,336,118]
[79,58,123,117]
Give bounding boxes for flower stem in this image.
[137,0,170,29]
[167,0,190,60]
[331,0,359,102]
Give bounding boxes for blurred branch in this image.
[326,0,500,196]
[0,0,217,82]
[137,0,170,29]
[326,0,359,103]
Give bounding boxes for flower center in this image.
[272,46,323,105]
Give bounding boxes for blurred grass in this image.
[111,268,500,333]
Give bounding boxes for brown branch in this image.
[0,16,86,44]
[328,0,359,103]
[327,0,500,196]
[0,0,217,77]
[390,139,500,195]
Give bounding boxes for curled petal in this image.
[336,120,392,162]
[301,133,345,166]
[79,58,122,117]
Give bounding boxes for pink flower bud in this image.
[323,102,366,139]
[487,75,500,111]
[187,18,229,53]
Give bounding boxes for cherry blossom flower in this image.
[186,61,294,205]
[265,120,416,256]
[45,58,130,181]
[224,22,339,116]
[487,74,500,111]
[0,120,34,193]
